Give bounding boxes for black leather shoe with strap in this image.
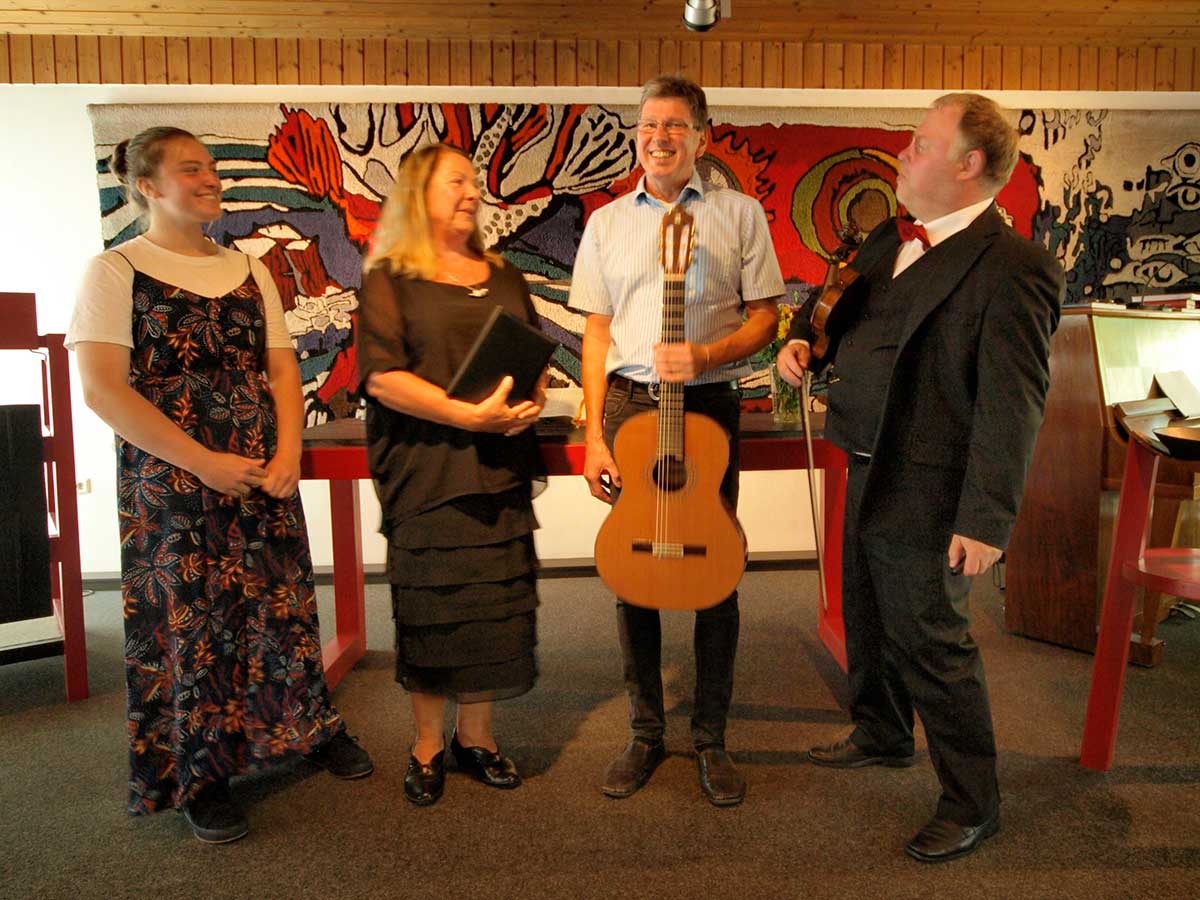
[601,738,667,799]
[808,735,915,768]
[450,732,522,789]
[404,747,446,806]
[905,812,1000,863]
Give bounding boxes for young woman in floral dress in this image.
[69,126,372,844]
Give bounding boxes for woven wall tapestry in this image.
[89,102,1200,424]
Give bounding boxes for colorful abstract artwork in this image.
[88,101,1200,424]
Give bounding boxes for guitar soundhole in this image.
[652,456,688,492]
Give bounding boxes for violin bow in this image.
[800,224,860,613]
[800,370,827,612]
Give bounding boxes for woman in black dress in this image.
[357,144,546,806]
[70,126,373,844]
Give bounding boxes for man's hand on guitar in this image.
[584,434,622,504]
[775,341,811,387]
[654,341,707,383]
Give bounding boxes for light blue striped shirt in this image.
[568,171,784,385]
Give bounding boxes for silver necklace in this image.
[443,270,489,298]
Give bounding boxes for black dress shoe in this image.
[808,735,915,769]
[182,779,248,844]
[601,738,666,799]
[697,746,746,807]
[450,732,521,789]
[404,748,446,806]
[905,813,1000,863]
[305,731,375,779]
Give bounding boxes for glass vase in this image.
[770,363,802,424]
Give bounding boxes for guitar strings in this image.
[657,270,686,554]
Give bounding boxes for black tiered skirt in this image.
[386,485,539,703]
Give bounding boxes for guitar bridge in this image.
[631,541,708,558]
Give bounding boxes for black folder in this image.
[445,306,558,404]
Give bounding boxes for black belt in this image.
[608,373,736,402]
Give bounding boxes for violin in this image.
[807,225,865,373]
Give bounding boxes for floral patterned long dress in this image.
[117,261,342,815]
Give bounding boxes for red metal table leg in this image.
[1080,441,1157,771]
[320,478,366,689]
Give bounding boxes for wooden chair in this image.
[0,292,87,701]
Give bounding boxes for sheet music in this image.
[540,386,584,420]
[1155,370,1200,418]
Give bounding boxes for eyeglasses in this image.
[635,118,698,135]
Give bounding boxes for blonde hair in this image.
[364,143,498,278]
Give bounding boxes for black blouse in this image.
[356,259,544,530]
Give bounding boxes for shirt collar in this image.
[634,170,706,207]
[918,197,994,247]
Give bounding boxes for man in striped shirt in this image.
[569,74,784,807]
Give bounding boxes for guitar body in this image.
[594,410,747,611]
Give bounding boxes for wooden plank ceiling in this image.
[2,1,1199,47]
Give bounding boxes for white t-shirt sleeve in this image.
[249,256,294,350]
[66,252,135,350]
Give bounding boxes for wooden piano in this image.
[1004,305,1200,662]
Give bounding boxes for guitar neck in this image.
[659,271,685,459]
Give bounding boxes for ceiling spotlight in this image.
[683,0,730,32]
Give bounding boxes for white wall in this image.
[0,83,829,575]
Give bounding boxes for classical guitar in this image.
[593,207,747,611]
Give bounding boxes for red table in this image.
[1080,428,1200,771]
[301,413,848,689]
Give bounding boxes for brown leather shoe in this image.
[808,735,915,769]
[601,738,666,799]
[697,746,746,807]
[905,812,1000,862]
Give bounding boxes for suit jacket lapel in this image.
[897,204,1004,348]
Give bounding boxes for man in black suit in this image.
[777,93,1064,862]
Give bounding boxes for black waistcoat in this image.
[825,251,928,455]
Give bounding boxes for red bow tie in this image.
[896,218,930,249]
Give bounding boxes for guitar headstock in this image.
[660,206,696,277]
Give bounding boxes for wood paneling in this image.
[53,34,76,83]
[98,35,121,83]
[231,36,253,84]
[143,35,165,84]
[3,33,1197,91]
[188,35,211,85]
[277,37,297,84]
[76,34,99,83]
[363,37,385,84]
[212,36,232,83]
[10,33,33,83]
[492,38,512,85]
[428,38,448,84]
[385,37,405,85]
[2,2,1197,50]
[449,38,470,86]
[512,38,533,86]
[471,38,492,86]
